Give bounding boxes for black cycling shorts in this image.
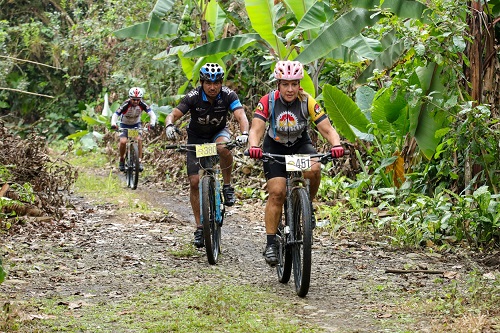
[186,128,231,176]
[262,134,317,180]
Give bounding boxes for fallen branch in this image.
[385,269,444,274]
[0,184,8,197]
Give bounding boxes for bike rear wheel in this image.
[291,188,312,297]
[201,176,221,265]
[277,208,292,283]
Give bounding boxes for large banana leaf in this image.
[353,0,431,23]
[153,45,192,60]
[286,1,335,40]
[323,84,371,142]
[296,8,381,64]
[408,63,447,159]
[325,35,382,63]
[355,86,375,121]
[372,88,409,138]
[357,40,405,83]
[283,0,315,22]
[245,0,288,59]
[114,14,178,39]
[412,103,448,159]
[183,34,261,58]
[152,0,176,17]
[204,0,226,41]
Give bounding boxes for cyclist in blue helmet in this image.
[165,62,249,248]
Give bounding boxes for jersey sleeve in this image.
[307,96,327,124]
[115,101,130,116]
[175,95,191,115]
[228,91,244,112]
[253,93,271,122]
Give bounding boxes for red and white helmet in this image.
[273,60,304,80]
[128,87,144,98]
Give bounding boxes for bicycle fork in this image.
[284,176,310,247]
[198,170,224,227]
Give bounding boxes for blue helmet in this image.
[199,63,224,82]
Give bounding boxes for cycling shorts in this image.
[262,134,317,180]
[119,123,142,138]
[186,128,231,176]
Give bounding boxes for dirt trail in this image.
[0,172,494,333]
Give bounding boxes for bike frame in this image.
[247,151,336,297]
[116,125,144,190]
[165,141,240,265]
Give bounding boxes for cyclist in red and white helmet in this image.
[247,60,344,266]
[111,87,157,172]
[164,62,249,248]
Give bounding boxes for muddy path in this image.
[0,169,497,333]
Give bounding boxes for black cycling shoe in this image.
[119,160,125,172]
[223,185,236,206]
[263,243,278,266]
[193,228,204,248]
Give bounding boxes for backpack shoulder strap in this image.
[268,90,277,139]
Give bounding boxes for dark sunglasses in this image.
[131,98,141,102]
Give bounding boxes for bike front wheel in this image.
[201,176,221,265]
[291,187,313,297]
[126,143,139,190]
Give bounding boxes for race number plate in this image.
[285,155,311,171]
[195,143,217,158]
[127,129,139,139]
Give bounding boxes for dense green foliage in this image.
[1,0,500,248]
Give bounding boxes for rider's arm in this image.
[316,119,341,146]
[165,108,184,127]
[248,117,266,147]
[233,108,249,134]
[147,109,157,126]
[111,113,118,127]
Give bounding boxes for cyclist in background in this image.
[111,87,157,172]
[247,60,345,266]
[165,63,249,248]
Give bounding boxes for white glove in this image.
[166,124,177,140]
[236,132,248,145]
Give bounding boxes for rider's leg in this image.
[215,136,232,185]
[138,137,143,160]
[264,177,287,235]
[119,137,127,160]
[263,177,286,265]
[188,174,201,227]
[303,160,321,199]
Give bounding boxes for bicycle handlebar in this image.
[164,140,243,152]
[243,150,349,165]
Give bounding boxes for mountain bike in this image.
[116,126,145,190]
[164,141,241,265]
[245,150,340,297]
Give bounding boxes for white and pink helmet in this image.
[273,60,304,80]
[128,87,144,98]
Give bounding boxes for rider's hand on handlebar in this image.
[111,124,118,130]
[249,146,263,159]
[165,124,177,140]
[236,132,249,145]
[331,145,345,158]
